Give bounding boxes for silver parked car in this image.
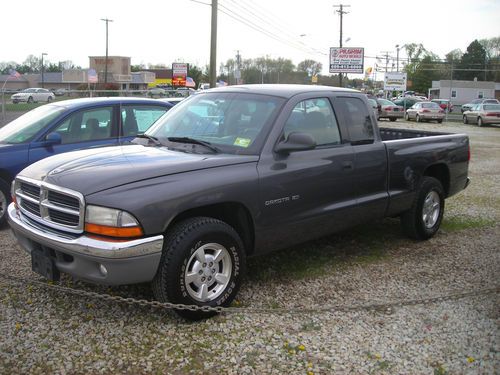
[463,103,500,126]
[11,88,55,104]
[405,102,445,123]
[461,98,498,113]
[375,98,404,121]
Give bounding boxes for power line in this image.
[218,2,324,58]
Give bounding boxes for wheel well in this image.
[0,170,13,186]
[424,164,450,197]
[168,202,255,256]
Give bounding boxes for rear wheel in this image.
[47,96,53,102]
[152,217,246,320]
[463,115,468,124]
[401,176,444,240]
[405,113,410,121]
[27,96,34,103]
[477,117,483,127]
[437,119,443,124]
[389,117,397,122]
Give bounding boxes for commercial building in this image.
[429,80,498,105]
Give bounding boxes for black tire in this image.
[463,115,468,124]
[389,117,397,122]
[416,114,421,123]
[401,176,444,240]
[0,179,11,228]
[27,96,34,103]
[152,217,246,320]
[477,117,483,127]
[405,112,410,121]
[437,119,443,124]
[47,96,53,102]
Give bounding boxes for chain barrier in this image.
[0,272,498,315]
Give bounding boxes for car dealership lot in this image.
[0,120,498,374]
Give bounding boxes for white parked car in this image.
[405,101,445,123]
[11,88,55,104]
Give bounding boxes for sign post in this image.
[384,72,407,99]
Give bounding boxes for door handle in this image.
[342,161,353,170]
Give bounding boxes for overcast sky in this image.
[1,0,499,76]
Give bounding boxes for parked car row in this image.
[461,98,499,113]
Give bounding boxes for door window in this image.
[52,107,113,144]
[336,97,374,143]
[121,105,169,135]
[283,98,341,146]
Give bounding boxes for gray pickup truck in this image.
[8,85,470,319]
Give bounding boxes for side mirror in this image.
[44,132,62,146]
[275,132,316,154]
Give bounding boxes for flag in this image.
[88,69,98,83]
[186,76,196,88]
[8,69,21,79]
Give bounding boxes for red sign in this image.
[172,63,188,87]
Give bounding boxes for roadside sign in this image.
[329,47,364,74]
[172,63,188,87]
[384,72,407,91]
[87,69,98,83]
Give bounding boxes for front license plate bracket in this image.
[31,248,60,281]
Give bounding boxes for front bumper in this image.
[8,203,164,285]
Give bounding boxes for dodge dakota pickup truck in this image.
[8,85,470,319]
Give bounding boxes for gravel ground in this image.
[1,120,499,374]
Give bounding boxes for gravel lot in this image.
[1,120,498,374]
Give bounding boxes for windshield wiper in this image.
[167,137,219,153]
[133,133,163,146]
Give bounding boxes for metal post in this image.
[209,0,218,88]
[396,45,399,72]
[41,53,47,88]
[101,18,113,85]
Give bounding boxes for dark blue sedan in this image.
[0,97,173,225]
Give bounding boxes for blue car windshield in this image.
[146,92,283,154]
[0,105,65,144]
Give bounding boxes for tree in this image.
[456,40,487,81]
[410,55,439,93]
[297,59,322,76]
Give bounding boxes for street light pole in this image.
[41,53,47,88]
[209,0,218,88]
[333,4,350,87]
[101,18,113,85]
[395,44,400,72]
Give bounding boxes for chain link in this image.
[0,272,498,314]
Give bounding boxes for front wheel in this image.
[437,119,443,124]
[27,96,34,103]
[0,179,11,227]
[416,114,421,123]
[47,96,53,102]
[401,176,444,240]
[463,115,468,124]
[389,117,397,122]
[477,117,483,127]
[152,217,246,320]
[405,113,410,121]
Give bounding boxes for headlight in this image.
[85,205,143,238]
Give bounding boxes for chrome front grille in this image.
[15,177,85,233]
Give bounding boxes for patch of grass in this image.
[441,216,495,231]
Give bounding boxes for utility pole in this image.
[395,44,400,72]
[209,0,218,88]
[236,50,241,84]
[101,18,113,86]
[333,4,350,87]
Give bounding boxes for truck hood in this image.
[19,144,259,195]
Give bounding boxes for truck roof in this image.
[205,84,359,98]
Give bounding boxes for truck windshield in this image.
[0,105,65,144]
[146,92,283,154]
